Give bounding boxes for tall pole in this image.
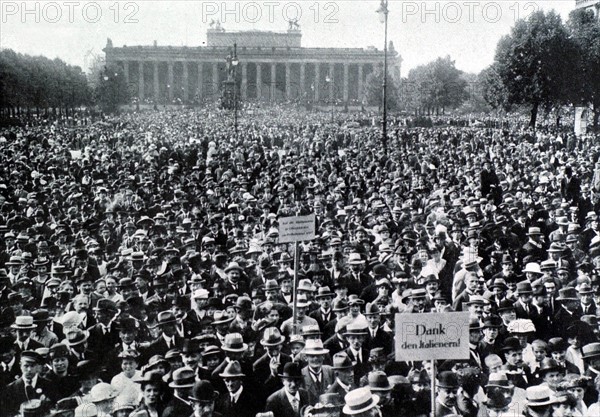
[233,43,238,138]
[382,1,389,151]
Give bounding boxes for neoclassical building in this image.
[103,27,401,104]
[575,0,600,16]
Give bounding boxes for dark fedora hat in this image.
[368,371,392,392]
[437,371,460,389]
[538,358,563,375]
[500,336,523,352]
[556,288,578,301]
[482,315,503,328]
[497,299,516,313]
[278,362,303,379]
[189,380,219,403]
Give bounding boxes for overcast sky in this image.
[0,1,577,75]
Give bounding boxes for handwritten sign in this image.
[278,214,316,243]
[395,312,470,361]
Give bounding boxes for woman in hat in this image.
[549,392,578,417]
[131,371,168,417]
[110,350,142,403]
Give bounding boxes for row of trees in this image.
[0,49,92,117]
[483,9,600,128]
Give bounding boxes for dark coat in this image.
[1,376,59,417]
[301,365,334,405]
[162,396,193,417]
[265,387,310,417]
[216,386,261,417]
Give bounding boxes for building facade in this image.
[103,28,401,104]
[575,0,600,16]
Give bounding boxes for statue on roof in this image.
[106,38,113,48]
[288,18,300,31]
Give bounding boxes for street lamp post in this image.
[325,73,334,123]
[377,0,389,151]
[232,43,239,138]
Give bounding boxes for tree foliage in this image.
[568,9,600,128]
[95,64,130,113]
[364,66,401,111]
[490,10,578,127]
[401,56,468,115]
[0,49,91,112]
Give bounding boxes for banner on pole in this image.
[394,312,470,362]
[278,214,316,243]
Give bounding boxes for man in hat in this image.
[30,309,58,348]
[253,328,292,393]
[301,339,334,405]
[211,333,255,394]
[2,350,58,415]
[326,352,356,398]
[188,379,221,417]
[146,311,184,357]
[87,298,118,353]
[163,367,196,417]
[554,288,583,337]
[11,316,44,360]
[363,303,393,355]
[216,361,260,417]
[147,277,172,313]
[265,362,310,417]
[343,322,370,384]
[521,228,546,264]
[309,286,335,331]
[478,315,503,366]
[435,371,460,417]
[501,336,532,389]
[223,262,250,297]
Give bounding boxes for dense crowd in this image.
[0,106,600,417]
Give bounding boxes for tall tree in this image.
[568,8,600,129]
[492,10,578,127]
[364,65,401,110]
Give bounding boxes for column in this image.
[270,62,276,102]
[167,62,174,102]
[153,61,159,101]
[358,64,364,103]
[343,63,349,102]
[314,63,320,102]
[256,63,262,100]
[300,63,305,100]
[123,61,130,86]
[329,63,335,102]
[285,63,291,100]
[212,62,218,97]
[241,62,248,100]
[197,62,203,100]
[182,61,189,102]
[138,61,145,100]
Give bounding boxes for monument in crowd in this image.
[103,23,401,105]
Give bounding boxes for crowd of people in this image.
[0,105,599,417]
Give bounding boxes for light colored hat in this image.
[74,403,98,417]
[192,289,210,299]
[303,339,330,355]
[523,262,542,275]
[89,383,117,403]
[343,387,379,415]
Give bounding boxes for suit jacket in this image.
[145,334,185,359]
[364,327,393,355]
[216,386,261,417]
[253,352,292,387]
[87,322,119,354]
[1,376,58,417]
[323,335,348,357]
[265,387,309,417]
[309,309,334,332]
[301,365,334,405]
[344,347,370,385]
